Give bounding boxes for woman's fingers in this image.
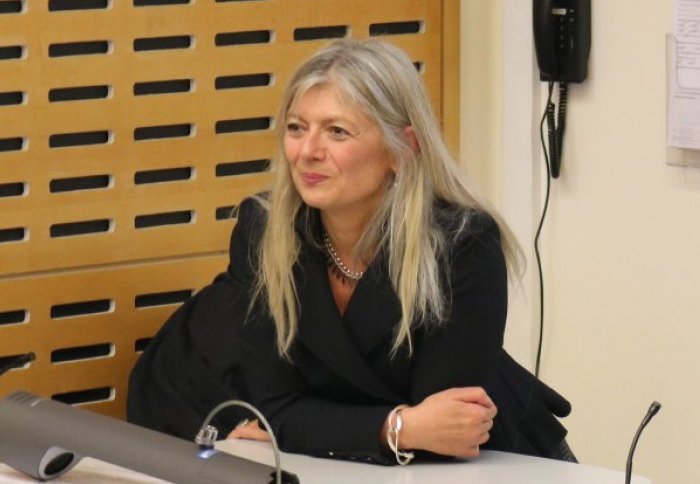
[434,387,495,409]
[227,419,272,442]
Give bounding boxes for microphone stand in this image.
[625,401,661,484]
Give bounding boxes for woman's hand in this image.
[227,419,272,442]
[395,387,497,458]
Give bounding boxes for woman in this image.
[128,39,574,465]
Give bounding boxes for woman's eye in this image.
[329,126,350,138]
[286,123,302,134]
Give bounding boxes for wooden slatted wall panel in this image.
[0,255,227,416]
[0,0,458,419]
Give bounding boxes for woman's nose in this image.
[299,130,325,161]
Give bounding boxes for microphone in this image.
[625,401,661,484]
[0,352,35,376]
[0,391,299,483]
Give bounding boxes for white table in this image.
[0,440,652,484]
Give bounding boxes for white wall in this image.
[462,1,700,483]
[460,1,502,202]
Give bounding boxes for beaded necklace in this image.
[322,230,364,286]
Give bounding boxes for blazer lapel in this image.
[343,256,400,356]
[295,243,401,403]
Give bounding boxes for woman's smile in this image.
[300,172,329,185]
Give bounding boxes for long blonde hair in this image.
[253,39,523,358]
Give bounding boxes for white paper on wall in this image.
[668,0,700,150]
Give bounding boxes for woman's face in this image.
[284,84,396,223]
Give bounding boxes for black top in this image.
[128,197,571,465]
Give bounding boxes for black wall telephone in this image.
[534,0,591,83]
[531,1,592,381]
[532,0,591,179]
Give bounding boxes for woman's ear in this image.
[402,126,419,154]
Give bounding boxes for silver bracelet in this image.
[387,406,415,466]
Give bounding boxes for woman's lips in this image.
[301,173,328,185]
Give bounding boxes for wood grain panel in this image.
[0,255,227,418]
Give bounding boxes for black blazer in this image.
[128,197,571,465]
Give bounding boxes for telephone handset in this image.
[534,0,591,83]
